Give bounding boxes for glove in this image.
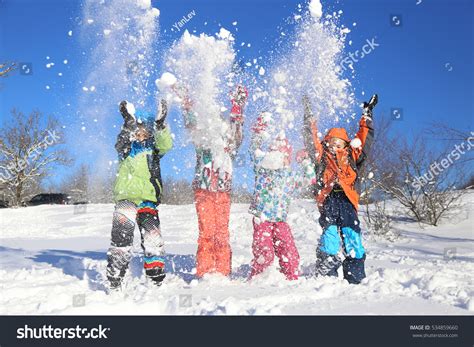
[230,85,248,121]
[362,94,378,118]
[119,100,136,129]
[155,99,168,130]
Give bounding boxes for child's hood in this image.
[324,128,350,142]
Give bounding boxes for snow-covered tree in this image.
[0,109,71,206]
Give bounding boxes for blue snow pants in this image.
[317,190,366,284]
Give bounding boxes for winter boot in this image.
[315,248,342,278]
[147,267,166,287]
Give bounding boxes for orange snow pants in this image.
[194,189,232,277]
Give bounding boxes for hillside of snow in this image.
[0,193,473,315]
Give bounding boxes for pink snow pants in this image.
[249,218,300,280]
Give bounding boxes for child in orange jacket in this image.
[303,94,377,284]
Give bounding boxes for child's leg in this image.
[316,195,343,277]
[194,189,217,277]
[106,200,137,289]
[273,222,300,280]
[136,202,166,285]
[214,191,232,276]
[339,202,366,284]
[249,218,275,279]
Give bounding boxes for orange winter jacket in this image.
[303,115,374,210]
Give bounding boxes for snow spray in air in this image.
[76,0,160,183]
[157,28,238,173]
[256,0,355,145]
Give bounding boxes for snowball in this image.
[46,63,55,68]
[350,138,362,148]
[63,60,68,64]
[258,67,265,76]
[309,0,323,18]
[367,172,374,179]
[150,8,160,17]
[68,30,73,36]
[155,72,177,90]
[232,21,237,26]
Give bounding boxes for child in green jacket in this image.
[107,99,173,290]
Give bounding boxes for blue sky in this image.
[1,0,473,189]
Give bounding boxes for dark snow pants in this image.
[316,190,366,284]
[106,200,165,288]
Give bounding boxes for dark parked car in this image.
[0,200,9,208]
[27,193,71,206]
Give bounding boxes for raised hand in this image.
[232,85,248,106]
[156,99,168,130]
[230,85,248,122]
[119,100,136,129]
[363,94,378,118]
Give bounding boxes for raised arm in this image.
[115,101,136,161]
[351,94,377,165]
[154,98,173,156]
[226,85,248,157]
[172,84,197,130]
[249,113,269,167]
[302,95,323,164]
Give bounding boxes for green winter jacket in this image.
[113,126,173,205]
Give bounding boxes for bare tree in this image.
[376,136,468,226]
[357,115,397,235]
[87,172,115,203]
[358,117,470,229]
[59,164,90,203]
[231,184,253,203]
[0,109,72,206]
[161,178,194,205]
[0,62,16,78]
[425,122,474,163]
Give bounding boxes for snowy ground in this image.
[0,193,473,315]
